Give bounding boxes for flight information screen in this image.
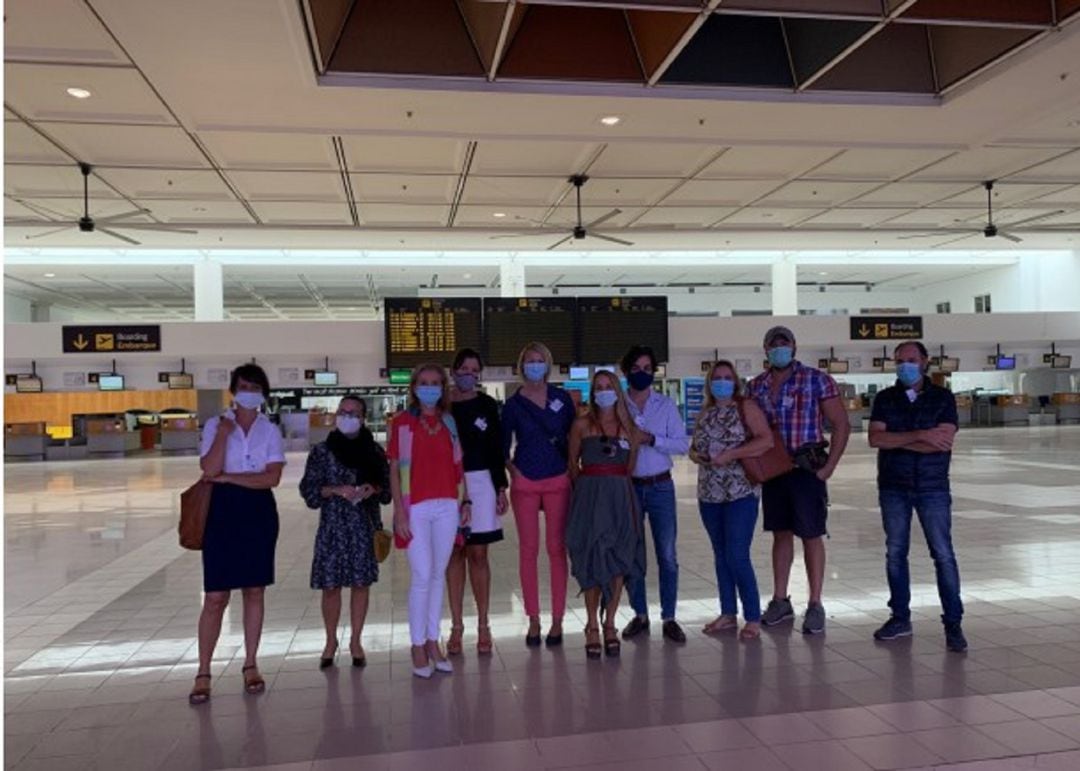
[384,297,483,369]
[483,297,577,366]
[576,296,669,364]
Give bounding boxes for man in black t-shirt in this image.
[868,341,966,653]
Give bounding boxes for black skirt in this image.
[202,483,280,592]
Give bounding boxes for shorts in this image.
[761,468,828,539]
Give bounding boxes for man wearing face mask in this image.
[748,326,850,635]
[868,341,966,652]
[619,345,690,644]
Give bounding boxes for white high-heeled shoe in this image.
[433,658,453,674]
[412,663,434,679]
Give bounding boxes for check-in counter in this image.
[5,422,49,460]
[1052,393,1080,425]
[86,418,141,456]
[309,411,334,447]
[990,395,1030,426]
[160,416,200,454]
[844,398,867,432]
[954,395,973,427]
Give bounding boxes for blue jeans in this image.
[879,489,963,625]
[699,496,761,622]
[628,479,678,620]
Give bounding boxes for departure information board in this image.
[483,297,577,366]
[384,297,483,369]
[577,296,669,364]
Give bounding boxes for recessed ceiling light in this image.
[599,115,622,126]
[492,212,506,218]
[818,271,828,276]
[463,273,472,279]
[66,87,92,99]
[43,272,56,278]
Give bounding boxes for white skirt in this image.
[464,470,503,545]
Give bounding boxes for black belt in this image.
[632,471,671,486]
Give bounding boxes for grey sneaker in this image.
[761,597,795,626]
[802,603,826,635]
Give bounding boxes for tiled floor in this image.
[4,426,1080,770]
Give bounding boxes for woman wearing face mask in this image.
[191,364,285,705]
[565,371,647,659]
[388,363,470,678]
[446,348,509,656]
[689,361,773,641]
[300,395,391,669]
[502,342,576,647]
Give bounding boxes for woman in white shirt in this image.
[189,364,286,705]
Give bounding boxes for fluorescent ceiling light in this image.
[66,87,92,99]
[599,115,622,126]
[44,272,56,278]
[492,212,507,218]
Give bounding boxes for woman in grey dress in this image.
[300,395,391,669]
[566,370,647,659]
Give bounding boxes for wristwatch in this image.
[461,499,472,506]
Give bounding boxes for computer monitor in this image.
[827,360,849,374]
[1051,355,1073,369]
[15,375,43,393]
[995,356,1016,371]
[167,373,194,390]
[313,371,338,386]
[98,374,125,391]
[940,357,960,373]
[568,366,589,380]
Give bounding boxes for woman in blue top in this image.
[501,341,575,647]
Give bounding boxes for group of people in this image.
[187,327,968,704]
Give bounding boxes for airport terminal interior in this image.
[4,1,1080,770]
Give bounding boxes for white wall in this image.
[915,253,1080,314]
[4,294,32,323]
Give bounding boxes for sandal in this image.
[584,626,602,660]
[188,673,211,705]
[477,624,493,656]
[739,623,761,641]
[603,625,621,658]
[703,615,739,635]
[447,624,465,656]
[241,665,265,695]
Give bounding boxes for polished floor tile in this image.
[5,426,1080,769]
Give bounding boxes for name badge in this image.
[618,438,630,450]
[550,400,564,413]
[634,415,646,429]
[474,417,488,431]
[782,396,795,409]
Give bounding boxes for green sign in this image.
[388,368,411,385]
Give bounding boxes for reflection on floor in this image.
[5,426,1080,770]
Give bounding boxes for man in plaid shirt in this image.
[748,326,851,634]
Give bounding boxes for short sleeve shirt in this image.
[870,382,958,492]
[200,412,286,473]
[748,361,840,455]
[388,412,462,505]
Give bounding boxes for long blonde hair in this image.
[406,362,450,413]
[703,359,742,410]
[588,370,638,444]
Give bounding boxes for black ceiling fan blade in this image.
[999,232,1023,243]
[111,224,198,234]
[13,198,74,221]
[94,208,153,223]
[896,232,945,240]
[24,225,73,240]
[97,226,141,245]
[590,233,634,247]
[489,230,560,240]
[586,209,622,229]
[546,235,573,251]
[930,233,978,248]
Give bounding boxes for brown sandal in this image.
[188,673,211,705]
[603,625,621,658]
[477,624,493,655]
[703,615,739,635]
[242,665,265,694]
[585,626,602,660]
[447,624,465,656]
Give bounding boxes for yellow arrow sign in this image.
[72,334,89,350]
[857,324,872,338]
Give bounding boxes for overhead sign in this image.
[849,316,923,341]
[62,325,161,353]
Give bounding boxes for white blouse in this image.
[199,411,286,474]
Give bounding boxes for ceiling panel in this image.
[877,208,983,227]
[809,24,935,93]
[4,164,119,199]
[1010,150,1080,182]
[846,181,971,205]
[98,168,237,200]
[453,205,551,227]
[720,207,824,226]
[471,141,598,175]
[459,176,565,206]
[632,206,737,227]
[939,182,1071,207]
[546,206,646,229]
[3,199,52,221]
[662,15,793,87]
[341,136,467,174]
[4,63,173,124]
[909,147,1064,182]
[357,203,450,225]
[3,0,128,65]
[757,180,881,206]
[249,201,353,225]
[228,171,345,202]
[800,208,912,226]
[138,199,254,224]
[698,146,838,179]
[1025,184,1080,205]
[351,174,457,204]
[663,178,781,205]
[199,132,338,171]
[807,148,954,180]
[4,122,73,165]
[588,143,720,177]
[43,124,208,168]
[564,178,673,207]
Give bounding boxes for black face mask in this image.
[628,370,654,391]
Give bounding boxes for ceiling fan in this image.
[20,163,197,246]
[897,180,1065,248]
[490,174,633,250]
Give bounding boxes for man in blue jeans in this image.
[620,345,690,643]
[868,340,967,652]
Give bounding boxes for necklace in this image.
[420,414,443,437]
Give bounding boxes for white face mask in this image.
[335,415,362,435]
[234,391,264,411]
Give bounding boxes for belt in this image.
[581,465,630,477]
[631,471,672,486]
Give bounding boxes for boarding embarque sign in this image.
[62,325,162,353]
[849,316,923,341]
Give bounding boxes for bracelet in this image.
[461,499,472,505]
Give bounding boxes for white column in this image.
[499,258,526,298]
[193,258,224,321]
[771,256,798,317]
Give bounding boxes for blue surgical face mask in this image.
[767,346,794,369]
[234,391,264,411]
[415,385,442,407]
[627,370,654,392]
[897,362,923,387]
[335,415,362,435]
[454,373,478,392]
[523,361,548,383]
[594,390,618,410]
[710,379,736,400]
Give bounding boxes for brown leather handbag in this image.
[735,398,793,485]
[368,509,392,563]
[178,479,214,550]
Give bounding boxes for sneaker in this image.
[761,597,795,627]
[802,602,826,635]
[621,616,650,640]
[944,621,968,653]
[662,620,687,644]
[873,617,913,641]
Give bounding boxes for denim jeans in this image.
[879,489,963,625]
[699,496,761,622]
[628,479,679,620]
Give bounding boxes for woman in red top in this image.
[389,363,470,678]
